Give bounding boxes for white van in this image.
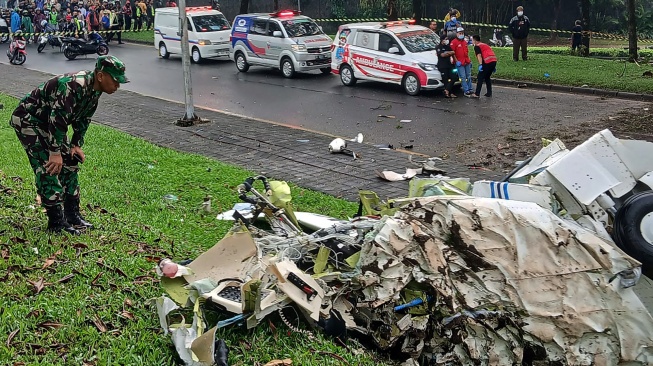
[154,6,231,63]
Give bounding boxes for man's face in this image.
[429,22,436,31]
[97,71,120,94]
[457,31,464,39]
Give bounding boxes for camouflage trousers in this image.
[11,115,80,208]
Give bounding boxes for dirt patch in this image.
[442,103,653,174]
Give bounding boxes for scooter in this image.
[62,33,109,60]
[6,31,27,65]
[37,21,65,53]
[489,28,513,47]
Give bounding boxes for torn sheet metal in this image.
[472,180,554,210]
[184,231,257,284]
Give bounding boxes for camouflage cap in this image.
[95,55,129,83]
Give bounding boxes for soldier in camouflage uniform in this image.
[10,55,129,234]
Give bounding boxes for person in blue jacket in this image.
[10,8,21,33]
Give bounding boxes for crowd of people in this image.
[1,0,172,43]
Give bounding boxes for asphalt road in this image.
[2,42,646,156]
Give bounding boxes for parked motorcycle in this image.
[37,20,65,53]
[62,33,109,60]
[6,30,27,65]
[0,17,9,43]
[489,28,513,48]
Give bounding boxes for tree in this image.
[550,0,562,39]
[387,0,398,21]
[627,0,638,61]
[412,0,422,23]
[273,0,279,11]
[581,0,591,56]
[239,0,249,14]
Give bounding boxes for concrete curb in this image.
[123,39,152,46]
[492,78,653,102]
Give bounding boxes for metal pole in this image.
[298,0,300,12]
[178,0,195,121]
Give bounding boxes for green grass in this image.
[122,29,155,44]
[0,94,389,365]
[480,48,653,94]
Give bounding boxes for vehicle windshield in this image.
[396,29,440,53]
[281,18,323,38]
[191,14,230,32]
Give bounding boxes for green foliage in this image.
[331,0,346,19]
[0,93,384,365]
[121,30,154,44]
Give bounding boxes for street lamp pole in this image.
[177,0,197,125]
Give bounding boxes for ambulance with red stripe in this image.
[229,10,333,78]
[331,21,450,96]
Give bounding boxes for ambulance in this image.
[154,6,231,63]
[229,10,333,78]
[331,21,451,96]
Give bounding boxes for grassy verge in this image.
[480,48,653,94]
[0,93,389,365]
[121,30,155,44]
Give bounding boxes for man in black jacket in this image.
[508,6,530,61]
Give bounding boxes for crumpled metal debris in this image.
[154,175,653,365]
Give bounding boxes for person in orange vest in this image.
[470,34,497,98]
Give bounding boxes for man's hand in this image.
[70,145,85,164]
[478,65,484,72]
[45,154,63,175]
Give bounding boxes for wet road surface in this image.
[2,42,645,156]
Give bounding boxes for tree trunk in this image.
[580,0,591,56]
[273,0,279,11]
[239,0,249,14]
[387,0,398,21]
[628,0,638,61]
[550,0,562,40]
[412,0,422,24]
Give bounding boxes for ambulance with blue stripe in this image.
[229,10,333,78]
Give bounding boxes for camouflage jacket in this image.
[11,71,102,154]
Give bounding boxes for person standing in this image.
[145,0,153,30]
[435,35,456,98]
[571,20,582,52]
[450,27,473,97]
[508,6,530,61]
[136,0,145,30]
[471,34,497,98]
[121,0,131,31]
[9,56,129,235]
[443,10,461,40]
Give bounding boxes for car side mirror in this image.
[273,30,282,37]
[388,46,399,54]
[319,25,323,32]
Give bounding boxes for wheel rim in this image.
[341,67,352,84]
[98,46,108,55]
[282,61,292,76]
[192,49,200,62]
[641,212,653,244]
[236,55,245,70]
[405,75,418,93]
[159,44,167,56]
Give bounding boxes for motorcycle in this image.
[62,33,109,60]
[6,32,27,65]
[0,18,9,43]
[37,21,65,53]
[489,28,513,48]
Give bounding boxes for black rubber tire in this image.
[235,51,249,72]
[280,57,295,78]
[613,191,653,266]
[159,42,170,59]
[339,64,356,86]
[63,44,77,60]
[320,67,331,75]
[13,52,26,65]
[97,44,109,56]
[37,43,46,53]
[402,72,421,96]
[0,34,8,43]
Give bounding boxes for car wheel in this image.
[281,57,295,78]
[402,72,421,96]
[191,47,202,64]
[320,67,331,75]
[159,42,170,59]
[613,191,653,266]
[339,64,356,86]
[235,52,249,72]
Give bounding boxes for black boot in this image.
[46,205,80,235]
[64,196,94,229]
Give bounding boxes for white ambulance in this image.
[331,21,450,96]
[154,6,231,63]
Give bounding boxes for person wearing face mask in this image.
[443,10,461,40]
[435,35,457,98]
[508,6,530,61]
[450,27,473,97]
[470,34,497,98]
